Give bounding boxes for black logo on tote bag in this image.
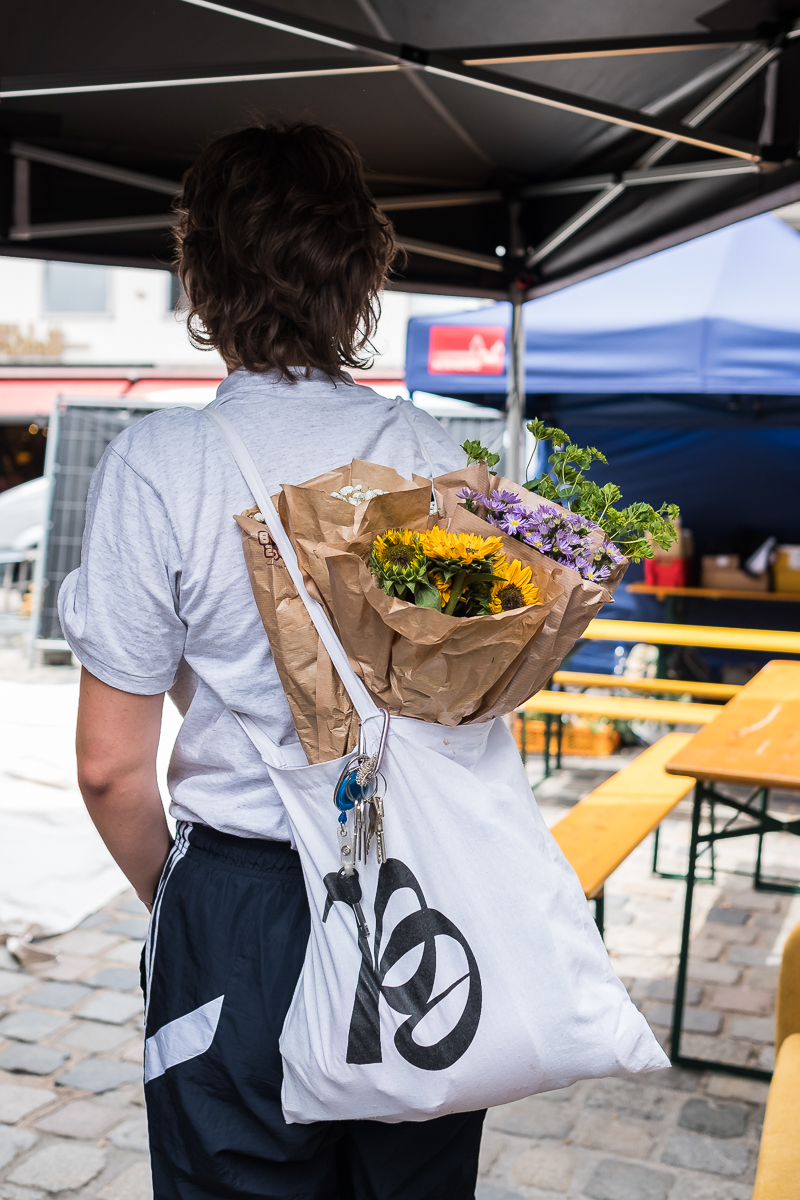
[323,859,482,1071]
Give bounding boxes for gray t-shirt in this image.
[59,369,465,841]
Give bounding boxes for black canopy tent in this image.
[3,0,800,304]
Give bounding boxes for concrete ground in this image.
[1,720,799,1197]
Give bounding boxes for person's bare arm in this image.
[76,667,173,907]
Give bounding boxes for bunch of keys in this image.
[333,711,389,874]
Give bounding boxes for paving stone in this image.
[477,1129,508,1177]
[0,1011,68,1043]
[7,1141,106,1191]
[121,1037,144,1064]
[50,931,120,957]
[104,942,144,965]
[575,1112,655,1159]
[78,990,143,1025]
[0,1126,38,1170]
[669,1180,753,1200]
[488,1096,574,1139]
[706,1074,770,1103]
[679,1033,752,1067]
[104,920,150,941]
[647,979,702,1005]
[747,967,780,990]
[0,1184,47,1200]
[34,1099,125,1139]
[25,983,92,1010]
[645,1066,702,1092]
[724,890,778,911]
[475,1187,519,1200]
[86,968,141,992]
[709,925,758,944]
[727,946,770,967]
[677,1097,749,1137]
[0,1085,55,1124]
[585,1079,667,1121]
[109,1115,149,1152]
[755,913,784,930]
[56,1059,141,1093]
[647,1004,722,1034]
[96,1161,153,1200]
[688,961,741,986]
[730,1016,774,1042]
[691,938,724,961]
[38,957,96,983]
[0,1045,67,1076]
[662,1132,750,1176]
[119,900,149,916]
[538,1082,581,1102]
[706,907,750,926]
[584,1159,676,1200]
[711,986,773,1015]
[0,972,35,998]
[77,913,110,930]
[511,1145,575,1191]
[60,1020,133,1052]
[759,1045,775,1071]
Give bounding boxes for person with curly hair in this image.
[58,122,479,1199]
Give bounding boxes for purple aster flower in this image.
[497,507,534,537]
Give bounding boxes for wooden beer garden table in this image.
[662,660,800,1080]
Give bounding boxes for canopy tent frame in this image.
[4,2,800,295]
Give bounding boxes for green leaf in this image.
[413,578,443,609]
[461,439,500,470]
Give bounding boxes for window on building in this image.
[44,261,110,313]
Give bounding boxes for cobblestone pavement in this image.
[1,754,798,1199]
[0,891,150,1199]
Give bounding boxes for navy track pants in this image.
[142,823,485,1199]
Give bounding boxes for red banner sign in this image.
[427,325,506,375]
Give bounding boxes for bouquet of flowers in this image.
[233,427,678,763]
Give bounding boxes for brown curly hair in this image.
[173,122,397,379]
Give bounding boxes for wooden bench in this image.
[581,618,800,656]
[551,670,741,702]
[519,690,723,777]
[549,733,696,935]
[752,919,800,1200]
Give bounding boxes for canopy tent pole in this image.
[505,291,525,482]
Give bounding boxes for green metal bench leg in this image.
[556,715,563,771]
[543,713,552,779]
[594,890,605,940]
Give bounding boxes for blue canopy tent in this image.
[406,213,800,677]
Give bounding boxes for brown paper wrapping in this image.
[434,466,628,721]
[235,460,628,763]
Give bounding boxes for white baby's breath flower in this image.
[253,512,266,522]
[331,485,389,506]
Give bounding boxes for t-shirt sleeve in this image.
[58,444,186,694]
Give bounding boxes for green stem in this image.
[444,569,468,616]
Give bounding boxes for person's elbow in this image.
[77,749,138,806]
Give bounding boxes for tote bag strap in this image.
[204,407,380,725]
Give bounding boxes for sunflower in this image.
[428,570,451,607]
[489,557,540,613]
[421,526,504,567]
[370,528,429,598]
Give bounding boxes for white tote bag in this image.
[206,410,669,1124]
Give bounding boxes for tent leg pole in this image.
[505,290,525,483]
